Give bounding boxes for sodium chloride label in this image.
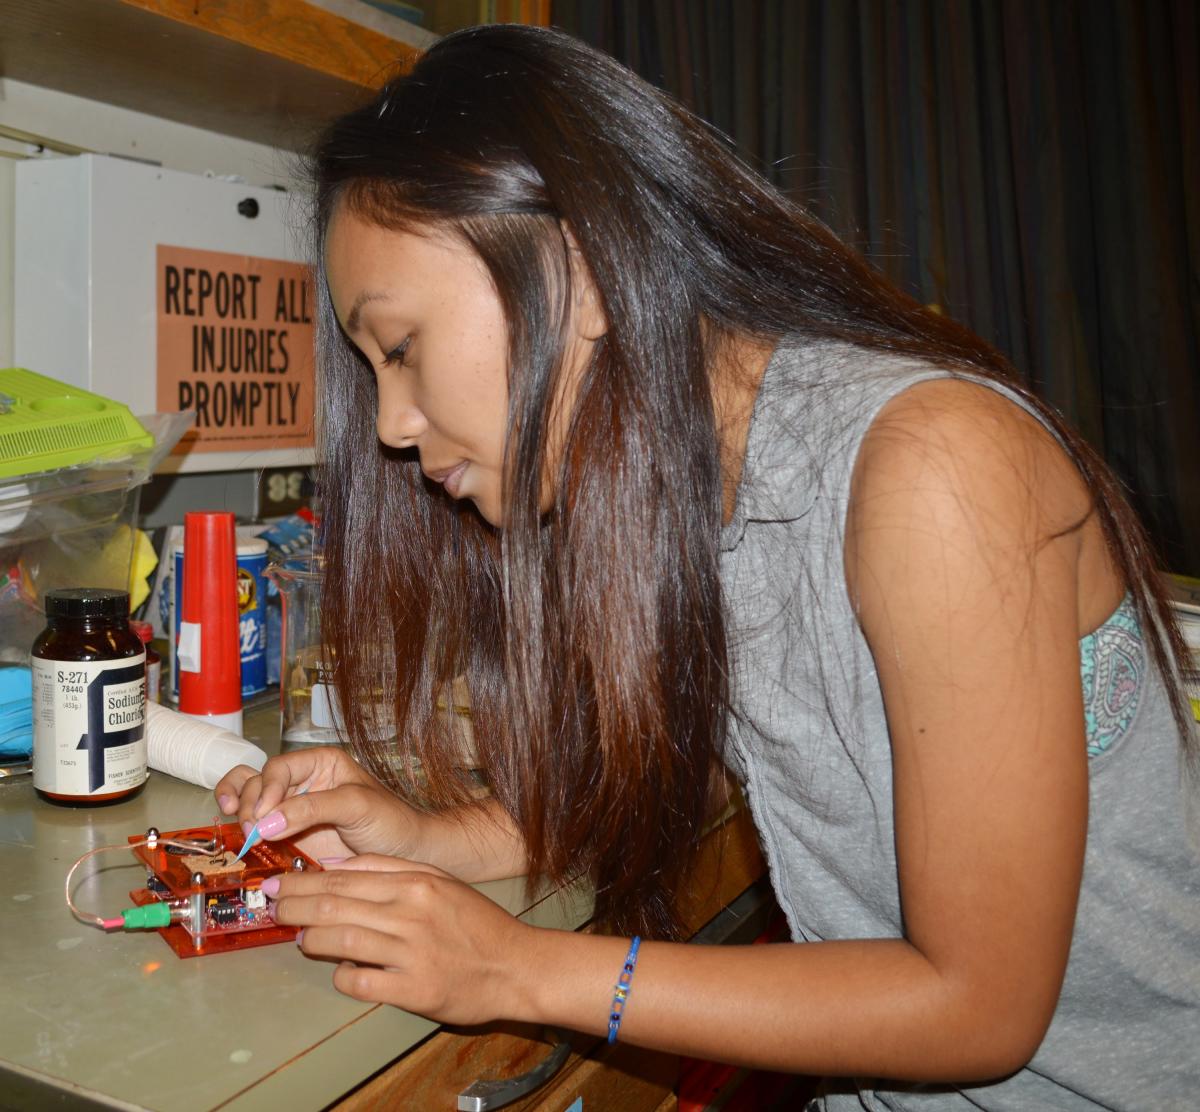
[32,655,147,797]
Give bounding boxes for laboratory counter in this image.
[0,698,767,1112]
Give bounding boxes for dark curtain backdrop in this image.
[553,0,1200,573]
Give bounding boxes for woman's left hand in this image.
[265,857,531,1024]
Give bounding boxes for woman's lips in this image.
[427,461,468,497]
[443,461,468,497]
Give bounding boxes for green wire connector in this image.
[120,902,173,930]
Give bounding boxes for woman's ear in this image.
[560,221,608,342]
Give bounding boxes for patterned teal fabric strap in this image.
[1079,591,1145,758]
[607,936,642,1045]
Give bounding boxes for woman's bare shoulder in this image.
[851,375,1094,541]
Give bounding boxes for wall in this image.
[0,77,310,522]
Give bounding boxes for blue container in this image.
[170,533,268,698]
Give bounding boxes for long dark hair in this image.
[311,24,1193,938]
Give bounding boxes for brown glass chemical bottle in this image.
[32,588,147,806]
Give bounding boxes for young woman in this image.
[217,25,1198,1109]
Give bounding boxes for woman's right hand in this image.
[214,748,427,866]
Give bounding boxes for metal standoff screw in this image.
[292,857,306,871]
[146,826,160,841]
[191,872,205,886]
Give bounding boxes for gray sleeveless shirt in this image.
[719,339,1200,1110]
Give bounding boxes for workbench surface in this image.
[0,698,590,1112]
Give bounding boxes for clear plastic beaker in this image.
[265,556,341,746]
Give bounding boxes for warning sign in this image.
[156,245,315,453]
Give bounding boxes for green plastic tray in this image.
[0,368,153,480]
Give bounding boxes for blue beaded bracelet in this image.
[607,935,642,1045]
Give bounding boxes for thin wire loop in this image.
[65,836,214,929]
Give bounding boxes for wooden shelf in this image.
[0,0,429,151]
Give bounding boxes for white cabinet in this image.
[15,154,316,473]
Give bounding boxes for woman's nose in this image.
[375,376,427,448]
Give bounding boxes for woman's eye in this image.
[381,337,412,367]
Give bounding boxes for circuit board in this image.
[127,822,320,958]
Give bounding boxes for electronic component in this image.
[145,873,171,897]
[166,834,218,856]
[125,821,319,958]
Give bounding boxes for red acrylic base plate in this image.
[127,887,301,958]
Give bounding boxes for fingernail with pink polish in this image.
[296,929,305,947]
[319,857,346,866]
[260,876,280,898]
[241,820,254,837]
[217,793,234,812]
[257,811,286,838]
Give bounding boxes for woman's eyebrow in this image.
[345,290,394,334]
